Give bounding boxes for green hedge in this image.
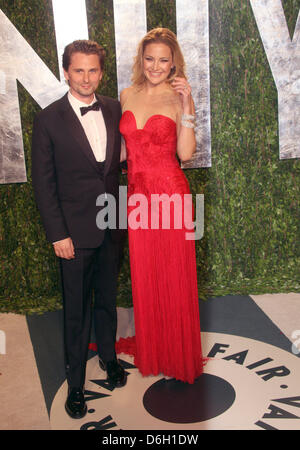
[0,0,299,314]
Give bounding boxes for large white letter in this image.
[0,10,65,183]
[250,0,300,159]
[0,1,89,184]
[52,0,89,82]
[113,0,147,95]
[176,0,211,168]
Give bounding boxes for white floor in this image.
[250,293,300,346]
[0,292,300,430]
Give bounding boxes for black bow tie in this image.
[80,101,101,116]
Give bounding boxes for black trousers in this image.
[59,230,119,389]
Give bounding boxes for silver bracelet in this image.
[181,120,195,128]
[182,114,195,121]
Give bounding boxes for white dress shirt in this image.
[53,92,107,244]
[68,91,107,162]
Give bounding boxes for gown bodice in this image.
[119,110,189,196]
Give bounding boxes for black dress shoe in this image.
[65,387,87,419]
[99,358,127,387]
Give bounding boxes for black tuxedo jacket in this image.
[31,93,122,248]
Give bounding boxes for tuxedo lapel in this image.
[58,94,103,176]
[96,95,115,175]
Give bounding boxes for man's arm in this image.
[31,114,71,248]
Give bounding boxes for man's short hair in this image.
[62,40,106,71]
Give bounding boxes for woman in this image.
[118,28,205,383]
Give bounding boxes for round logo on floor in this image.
[49,332,300,430]
[143,373,235,423]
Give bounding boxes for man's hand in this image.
[53,237,75,259]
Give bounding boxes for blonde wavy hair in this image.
[131,28,186,86]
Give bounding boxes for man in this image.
[31,40,126,420]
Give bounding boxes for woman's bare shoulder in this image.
[120,86,136,106]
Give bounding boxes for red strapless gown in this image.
[118,110,205,383]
